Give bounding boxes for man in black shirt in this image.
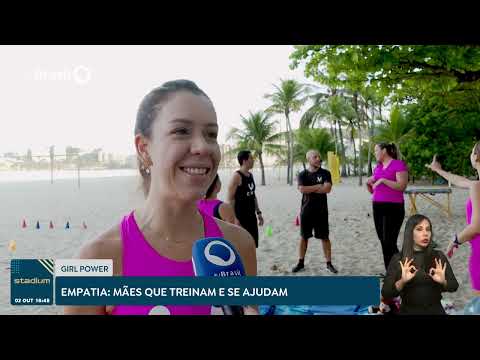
[293,150,338,273]
[227,150,263,248]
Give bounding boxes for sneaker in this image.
[326,263,338,274]
[292,262,305,273]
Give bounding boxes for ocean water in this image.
[0,169,138,183]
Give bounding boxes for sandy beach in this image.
[0,168,475,314]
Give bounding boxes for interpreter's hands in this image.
[429,258,447,286]
[399,257,418,284]
[425,154,442,173]
[257,214,264,226]
[372,178,385,190]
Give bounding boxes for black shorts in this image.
[238,216,259,248]
[300,210,329,240]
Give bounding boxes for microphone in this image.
[192,237,245,315]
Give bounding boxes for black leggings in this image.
[372,202,405,271]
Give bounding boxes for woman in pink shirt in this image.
[64,80,257,315]
[426,142,480,313]
[367,143,409,273]
[197,174,238,224]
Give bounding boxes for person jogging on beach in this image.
[65,80,257,315]
[197,174,238,224]
[292,150,338,274]
[227,150,264,248]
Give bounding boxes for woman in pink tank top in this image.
[426,141,480,302]
[197,174,237,224]
[65,80,258,315]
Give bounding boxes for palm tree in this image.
[265,79,308,185]
[293,128,335,170]
[374,106,414,159]
[301,88,354,177]
[226,111,279,186]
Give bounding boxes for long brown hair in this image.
[401,214,435,271]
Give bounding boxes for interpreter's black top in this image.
[381,250,459,315]
[234,170,256,220]
[297,167,332,214]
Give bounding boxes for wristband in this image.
[453,234,461,246]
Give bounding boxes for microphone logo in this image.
[204,240,236,267]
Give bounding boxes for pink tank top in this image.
[466,197,480,291]
[197,199,222,219]
[111,210,223,315]
[466,198,480,251]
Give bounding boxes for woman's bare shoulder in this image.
[216,220,255,250]
[77,223,123,275]
[214,219,257,275]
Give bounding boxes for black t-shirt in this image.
[234,170,256,219]
[297,167,332,213]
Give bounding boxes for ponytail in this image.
[378,143,398,160]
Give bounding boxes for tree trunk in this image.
[284,118,291,185]
[366,102,373,176]
[353,92,363,186]
[358,124,363,186]
[337,118,347,177]
[258,152,266,186]
[351,128,358,176]
[286,112,294,186]
[333,118,339,155]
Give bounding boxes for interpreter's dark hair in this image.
[134,80,213,196]
[237,150,252,166]
[378,143,398,160]
[205,174,220,199]
[401,214,434,271]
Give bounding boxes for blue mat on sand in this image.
[259,305,372,315]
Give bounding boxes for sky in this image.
[0,45,317,157]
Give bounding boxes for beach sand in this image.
[0,169,475,314]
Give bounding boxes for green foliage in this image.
[293,128,335,164]
[264,79,309,115]
[226,111,278,157]
[290,45,480,101]
[290,45,480,180]
[401,97,480,178]
[374,105,415,158]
